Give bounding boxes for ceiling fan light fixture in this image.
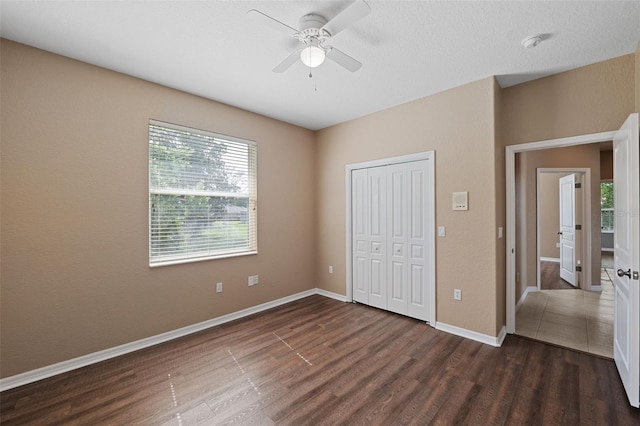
[300,44,325,67]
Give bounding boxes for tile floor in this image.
[516,268,614,358]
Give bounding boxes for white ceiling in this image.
[2,1,639,131]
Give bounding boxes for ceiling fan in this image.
[247,0,371,73]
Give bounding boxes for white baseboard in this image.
[516,286,538,312]
[435,322,507,347]
[540,257,560,263]
[0,288,331,392]
[315,288,348,302]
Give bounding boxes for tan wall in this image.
[516,146,600,297]
[0,40,317,378]
[600,150,613,181]
[316,77,499,337]
[502,54,635,145]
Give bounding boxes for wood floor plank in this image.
[1,295,639,425]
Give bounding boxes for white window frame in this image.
[149,120,257,267]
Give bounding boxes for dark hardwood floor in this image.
[1,295,638,425]
[540,260,577,290]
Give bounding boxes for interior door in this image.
[559,173,577,286]
[613,113,639,408]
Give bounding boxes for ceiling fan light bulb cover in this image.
[301,45,325,67]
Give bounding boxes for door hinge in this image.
[575,182,582,189]
[634,271,639,280]
[575,224,582,230]
[576,266,582,272]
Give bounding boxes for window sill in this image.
[150,250,258,268]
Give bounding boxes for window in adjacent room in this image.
[149,120,257,266]
[601,181,614,232]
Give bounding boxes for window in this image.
[149,120,257,266]
[601,181,614,232]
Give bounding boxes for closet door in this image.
[351,158,432,322]
[367,166,388,309]
[406,161,429,321]
[387,163,409,316]
[352,168,369,304]
[386,160,429,320]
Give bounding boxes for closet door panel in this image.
[367,167,387,309]
[387,164,409,315]
[352,168,369,304]
[407,162,429,321]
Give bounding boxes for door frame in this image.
[506,131,615,334]
[345,151,436,326]
[536,169,591,290]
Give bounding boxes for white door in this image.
[367,166,387,309]
[385,160,429,320]
[352,168,369,304]
[352,166,388,308]
[613,113,639,408]
[387,163,409,316]
[559,174,577,286]
[350,158,433,322]
[406,161,430,321]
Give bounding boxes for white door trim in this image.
[345,151,436,325]
[506,131,616,334]
[535,169,591,290]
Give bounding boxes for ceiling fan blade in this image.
[273,49,302,73]
[326,47,362,72]
[246,9,298,35]
[321,0,371,37]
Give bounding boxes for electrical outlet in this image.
[248,275,259,286]
[329,265,333,274]
[453,289,462,301]
[254,275,259,285]
[248,276,253,286]
[216,282,222,293]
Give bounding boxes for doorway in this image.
[536,169,590,291]
[506,131,617,333]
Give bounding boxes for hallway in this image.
[515,265,614,358]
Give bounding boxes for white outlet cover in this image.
[453,289,462,300]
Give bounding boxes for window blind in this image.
[149,120,257,266]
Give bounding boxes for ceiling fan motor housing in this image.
[297,13,331,44]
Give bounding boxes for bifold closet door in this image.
[386,160,429,320]
[352,160,430,322]
[352,166,387,309]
